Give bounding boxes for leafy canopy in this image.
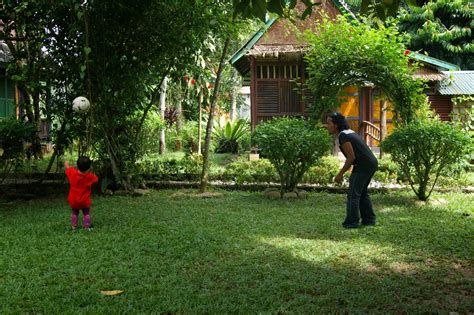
[398,0,474,70]
[304,15,426,124]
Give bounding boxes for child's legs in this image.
[71,209,80,227]
[82,208,91,228]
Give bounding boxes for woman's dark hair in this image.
[328,112,350,133]
[77,156,92,172]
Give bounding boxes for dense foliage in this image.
[304,15,426,124]
[381,120,471,200]
[0,117,37,182]
[253,117,331,194]
[1,0,247,190]
[398,0,474,70]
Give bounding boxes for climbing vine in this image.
[304,16,426,125]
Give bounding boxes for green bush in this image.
[303,155,340,185]
[436,172,473,189]
[253,117,331,193]
[139,153,203,181]
[165,121,202,154]
[0,117,37,181]
[222,157,277,185]
[372,155,400,184]
[381,120,472,200]
[181,121,201,154]
[237,129,252,153]
[139,112,165,155]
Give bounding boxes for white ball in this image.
[72,96,90,113]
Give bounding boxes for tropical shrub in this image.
[253,117,331,194]
[303,155,340,185]
[372,155,400,184]
[139,153,203,181]
[381,120,471,200]
[0,118,37,182]
[139,112,165,155]
[222,157,277,185]
[181,121,200,154]
[213,119,250,154]
[165,121,203,154]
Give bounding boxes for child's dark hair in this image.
[328,112,350,133]
[77,156,92,172]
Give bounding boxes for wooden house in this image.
[230,0,469,145]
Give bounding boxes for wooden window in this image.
[255,63,305,118]
[280,80,300,113]
[256,65,280,80]
[256,81,279,113]
[0,75,15,118]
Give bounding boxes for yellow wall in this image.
[340,86,359,118]
[337,87,395,144]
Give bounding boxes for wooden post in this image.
[380,99,387,158]
[250,57,257,130]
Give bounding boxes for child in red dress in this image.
[64,156,98,230]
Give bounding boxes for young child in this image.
[64,156,98,230]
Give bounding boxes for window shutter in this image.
[256,81,279,113]
[280,80,300,113]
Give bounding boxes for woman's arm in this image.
[334,141,355,184]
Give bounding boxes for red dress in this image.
[65,167,98,209]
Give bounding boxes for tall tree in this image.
[84,0,232,190]
[398,0,473,69]
[1,1,89,180]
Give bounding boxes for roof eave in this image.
[230,0,357,76]
[229,17,277,72]
[407,51,460,71]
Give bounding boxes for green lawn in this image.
[1,190,473,313]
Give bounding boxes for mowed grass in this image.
[1,190,473,313]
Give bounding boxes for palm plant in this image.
[213,119,249,154]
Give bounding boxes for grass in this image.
[1,190,473,313]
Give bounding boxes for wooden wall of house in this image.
[252,60,309,128]
[251,60,386,131]
[428,95,453,121]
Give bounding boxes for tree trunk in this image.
[229,68,238,121]
[159,76,168,154]
[135,74,168,145]
[104,132,131,191]
[33,92,41,130]
[175,96,183,151]
[36,118,68,184]
[21,88,34,123]
[198,90,203,155]
[102,114,132,191]
[199,36,231,193]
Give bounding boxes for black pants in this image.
[343,166,377,228]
